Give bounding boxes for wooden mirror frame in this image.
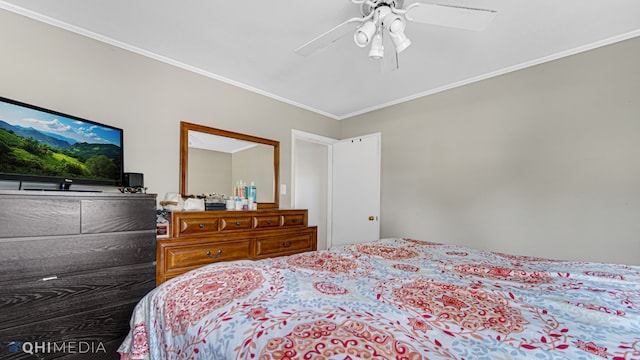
[179,121,280,209]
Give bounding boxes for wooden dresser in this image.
[156,209,317,285]
[0,190,156,360]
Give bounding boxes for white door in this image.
[331,133,381,247]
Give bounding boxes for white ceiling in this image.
[1,0,639,120]
[188,131,257,154]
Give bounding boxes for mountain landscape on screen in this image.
[0,119,121,182]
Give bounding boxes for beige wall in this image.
[0,9,339,207]
[188,148,232,196]
[232,145,274,203]
[341,36,640,265]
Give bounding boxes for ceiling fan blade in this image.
[405,3,497,31]
[295,17,365,56]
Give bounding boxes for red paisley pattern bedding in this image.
[119,238,640,360]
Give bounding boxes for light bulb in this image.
[383,13,406,35]
[354,21,376,47]
[355,32,369,46]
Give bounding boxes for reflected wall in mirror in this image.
[180,121,279,209]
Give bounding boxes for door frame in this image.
[291,130,338,248]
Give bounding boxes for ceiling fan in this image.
[295,0,497,71]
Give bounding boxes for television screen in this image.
[0,96,123,188]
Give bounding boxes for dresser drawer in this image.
[282,214,305,227]
[163,239,252,274]
[254,215,281,229]
[255,233,314,257]
[159,210,316,286]
[176,217,219,235]
[0,199,80,238]
[0,262,155,331]
[220,216,253,231]
[82,199,156,233]
[0,232,155,283]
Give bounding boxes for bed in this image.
[118,238,640,359]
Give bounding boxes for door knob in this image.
[368,216,375,221]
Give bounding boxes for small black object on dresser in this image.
[123,172,144,189]
[0,190,157,360]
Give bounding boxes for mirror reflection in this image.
[187,132,274,202]
[180,122,280,209]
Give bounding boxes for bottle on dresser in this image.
[232,180,258,210]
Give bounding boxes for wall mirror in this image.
[180,121,280,209]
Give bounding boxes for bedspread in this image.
[118,238,640,359]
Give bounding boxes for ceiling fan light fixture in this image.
[295,0,497,71]
[382,12,410,53]
[354,21,376,47]
[383,13,406,35]
[391,32,411,53]
[368,32,384,59]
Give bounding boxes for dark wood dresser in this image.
[156,209,317,285]
[0,190,156,360]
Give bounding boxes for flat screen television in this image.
[0,96,123,190]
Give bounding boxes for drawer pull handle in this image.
[206,250,223,258]
[281,241,293,248]
[266,220,271,225]
[199,224,205,229]
[292,219,298,223]
[236,221,241,226]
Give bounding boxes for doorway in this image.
[291,130,336,250]
[292,130,381,249]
